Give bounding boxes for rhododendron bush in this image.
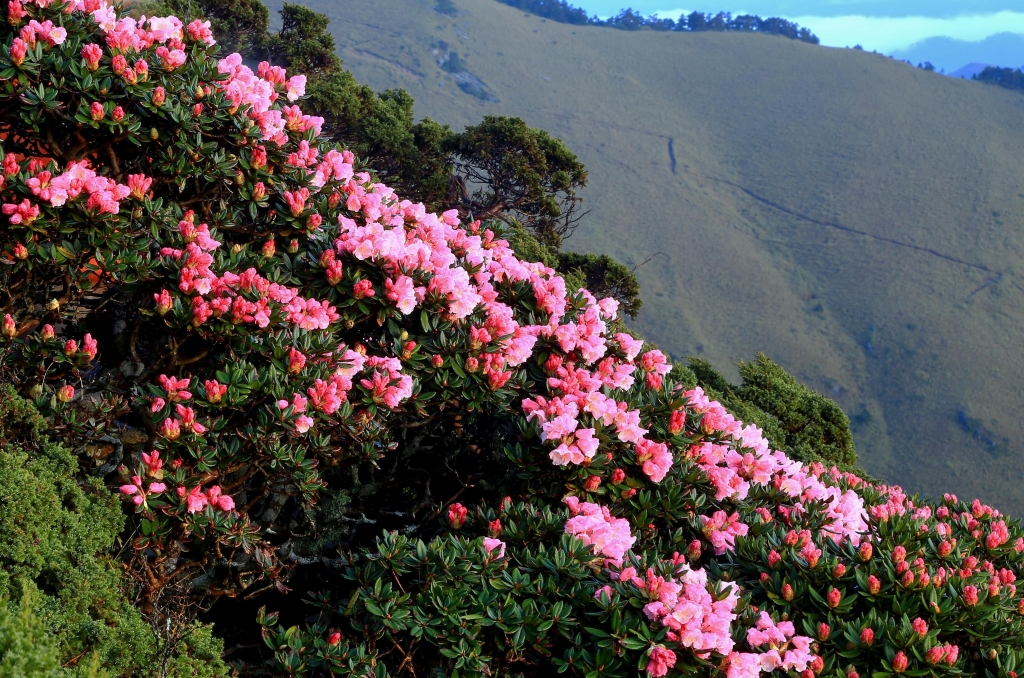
[2,1,1024,676]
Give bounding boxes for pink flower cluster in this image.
[24,160,136,214]
[564,496,636,564]
[723,612,814,678]
[160,218,338,331]
[217,53,323,143]
[621,561,740,656]
[178,484,235,513]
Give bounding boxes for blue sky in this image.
[571,0,1024,68]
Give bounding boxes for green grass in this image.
[263,0,1024,514]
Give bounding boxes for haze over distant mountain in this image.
[891,32,1024,73]
[266,0,1024,514]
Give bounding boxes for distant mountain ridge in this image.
[891,32,1024,74]
[270,0,1024,514]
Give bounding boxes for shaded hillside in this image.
[264,0,1024,514]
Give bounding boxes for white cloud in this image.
[651,9,1024,53]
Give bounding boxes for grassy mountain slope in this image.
[265,0,1024,513]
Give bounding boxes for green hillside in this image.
[263,0,1024,513]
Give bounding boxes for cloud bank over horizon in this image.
[643,10,1024,54]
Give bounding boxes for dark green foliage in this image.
[261,526,602,676]
[688,354,858,469]
[0,386,228,677]
[443,115,588,248]
[974,66,1024,93]
[263,3,340,76]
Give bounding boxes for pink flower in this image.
[127,173,152,200]
[154,289,173,315]
[90,101,104,120]
[184,486,208,513]
[963,585,979,606]
[8,37,27,66]
[286,74,306,101]
[1,314,15,338]
[149,482,166,494]
[205,379,227,403]
[563,497,635,563]
[645,646,676,677]
[158,418,181,441]
[56,384,75,402]
[287,347,307,374]
[81,43,102,70]
[482,537,505,558]
[294,415,314,433]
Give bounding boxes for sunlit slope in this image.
[266,0,1024,512]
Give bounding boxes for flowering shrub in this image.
[1,0,1024,676]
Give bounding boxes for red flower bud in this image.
[818,622,830,641]
[826,587,841,608]
[782,583,795,602]
[858,542,873,562]
[867,575,881,594]
[447,502,467,529]
[892,651,908,673]
[860,627,874,645]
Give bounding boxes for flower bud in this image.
[56,384,75,402]
[447,502,467,529]
[46,298,59,312]
[867,575,881,594]
[12,243,27,259]
[327,631,341,645]
[262,239,276,258]
[938,540,952,558]
[833,562,847,577]
[826,587,841,608]
[892,651,908,673]
[583,475,601,491]
[925,646,944,665]
[860,627,874,645]
[781,583,795,601]
[90,101,104,120]
[963,585,979,606]
[665,408,686,436]
[41,324,54,340]
[857,542,873,562]
[818,622,831,641]
[1,314,15,338]
[287,238,299,253]
[768,550,781,568]
[465,356,479,373]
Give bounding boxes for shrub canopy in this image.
[1,2,1023,677]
